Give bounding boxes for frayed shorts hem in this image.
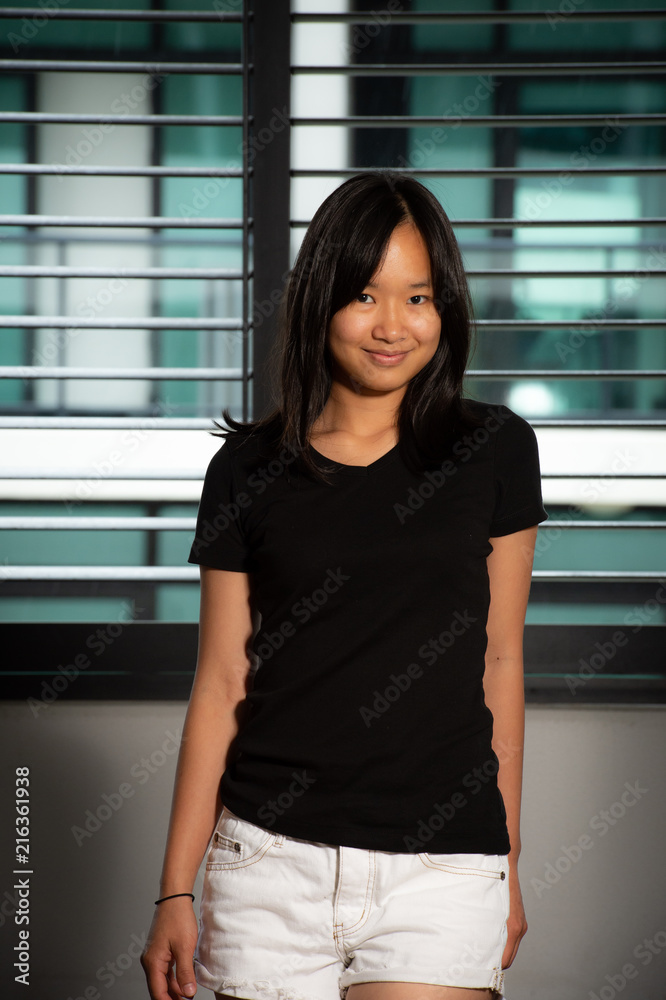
[194,962,332,1000]
[195,961,507,1000]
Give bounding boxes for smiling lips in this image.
[364,349,410,365]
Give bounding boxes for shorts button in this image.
[234,842,241,852]
[500,870,506,879]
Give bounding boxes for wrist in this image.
[154,892,195,906]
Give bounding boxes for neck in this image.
[313,380,404,439]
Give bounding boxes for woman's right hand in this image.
[141,897,199,1000]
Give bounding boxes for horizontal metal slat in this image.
[292,217,666,228]
[0,215,246,229]
[466,370,666,380]
[2,567,664,582]
[0,7,242,20]
[0,113,246,126]
[2,368,664,382]
[0,417,221,429]
[466,270,666,279]
[1,59,246,74]
[0,469,211,480]
[0,266,245,279]
[292,10,666,24]
[0,164,246,178]
[292,167,666,178]
[1,518,663,531]
[292,114,666,128]
[0,416,662,431]
[3,469,663,480]
[1,316,661,331]
[474,320,665,329]
[0,366,246,381]
[8,112,662,129]
[1,566,200,581]
[0,8,660,24]
[0,316,245,330]
[292,62,666,77]
[0,517,196,530]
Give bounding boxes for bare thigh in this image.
[346,986,496,1000]
[216,987,496,1000]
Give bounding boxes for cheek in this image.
[416,310,442,344]
[329,313,365,346]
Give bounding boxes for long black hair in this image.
[213,169,488,482]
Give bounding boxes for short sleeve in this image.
[187,440,252,572]
[489,408,549,537]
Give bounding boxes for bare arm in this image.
[142,565,255,1000]
[483,523,538,970]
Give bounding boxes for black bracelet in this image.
[154,892,195,905]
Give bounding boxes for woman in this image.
[142,170,548,1000]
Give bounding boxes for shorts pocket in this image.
[206,806,278,870]
[418,852,507,880]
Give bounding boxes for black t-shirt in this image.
[187,400,548,854]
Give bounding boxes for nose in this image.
[372,299,408,341]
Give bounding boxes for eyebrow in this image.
[366,280,432,289]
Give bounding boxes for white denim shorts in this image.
[195,805,510,1000]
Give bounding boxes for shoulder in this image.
[462,397,538,443]
[207,426,283,478]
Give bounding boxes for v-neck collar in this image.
[308,442,401,477]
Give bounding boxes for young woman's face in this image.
[326,222,441,395]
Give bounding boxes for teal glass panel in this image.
[155,584,201,622]
[1,502,148,566]
[407,75,495,243]
[508,0,666,52]
[160,70,244,222]
[154,503,198,566]
[506,78,666,417]
[3,0,151,52]
[411,0,494,51]
[164,0,242,53]
[0,78,27,403]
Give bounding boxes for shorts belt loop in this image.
[274,831,285,847]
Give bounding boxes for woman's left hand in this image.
[501,866,528,969]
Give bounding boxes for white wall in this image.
[1,700,664,1000]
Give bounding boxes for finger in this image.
[172,947,198,998]
[145,964,177,1000]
